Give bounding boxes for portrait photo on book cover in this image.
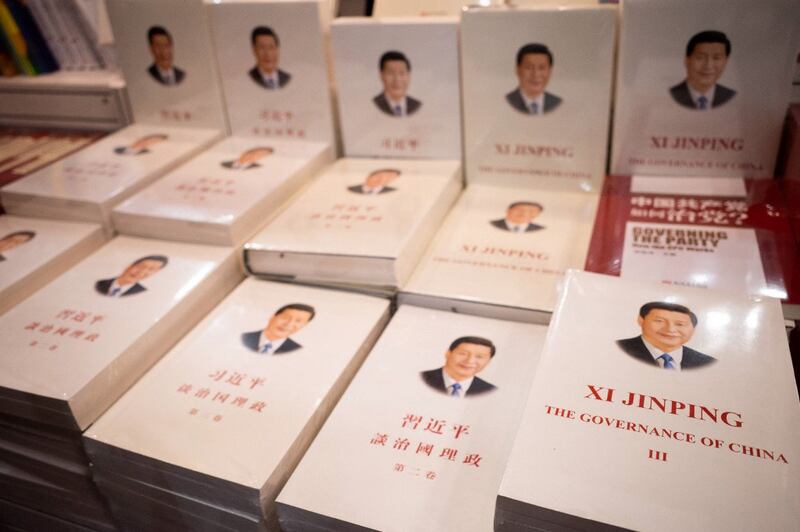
[507,43,561,116]
[491,201,545,233]
[114,134,168,156]
[0,230,35,262]
[347,168,400,195]
[669,30,736,110]
[248,26,291,90]
[373,50,422,118]
[95,255,168,298]
[146,26,185,86]
[421,336,498,398]
[617,301,716,371]
[220,147,274,170]
[241,303,315,355]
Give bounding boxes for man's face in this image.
[506,204,541,225]
[516,53,552,99]
[237,148,272,165]
[365,171,399,189]
[684,42,728,93]
[638,309,695,352]
[253,35,280,74]
[380,60,410,102]
[0,234,32,253]
[149,34,173,70]
[264,309,312,340]
[443,342,492,382]
[131,136,165,151]
[117,259,165,285]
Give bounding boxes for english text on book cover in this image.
[610,0,799,177]
[277,306,547,531]
[461,6,615,190]
[498,270,800,531]
[331,18,461,159]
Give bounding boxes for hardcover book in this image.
[495,270,800,531]
[331,17,461,159]
[277,305,547,532]
[83,279,391,531]
[0,235,242,431]
[0,215,106,316]
[401,184,598,323]
[0,125,221,229]
[461,5,615,190]
[610,0,799,177]
[208,0,334,145]
[245,158,461,290]
[111,136,333,246]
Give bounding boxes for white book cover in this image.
[497,270,800,531]
[610,0,799,177]
[245,158,461,288]
[84,279,390,516]
[372,0,471,17]
[401,184,598,322]
[0,236,241,431]
[0,216,106,316]
[208,0,334,145]
[0,125,221,227]
[461,6,615,191]
[331,17,461,159]
[112,136,333,246]
[277,305,547,532]
[106,0,228,130]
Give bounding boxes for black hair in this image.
[508,201,544,211]
[251,26,279,46]
[275,303,316,321]
[147,26,171,44]
[449,336,496,358]
[686,30,731,57]
[516,43,553,67]
[367,168,401,177]
[379,50,410,71]
[130,255,169,268]
[1,230,35,241]
[639,302,698,327]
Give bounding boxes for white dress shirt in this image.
[385,94,407,117]
[157,66,177,85]
[442,369,475,398]
[257,332,287,354]
[642,336,684,371]
[520,91,545,115]
[259,69,280,89]
[687,84,716,110]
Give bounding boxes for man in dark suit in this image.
[0,230,35,261]
[146,26,185,86]
[421,336,497,397]
[617,301,716,370]
[220,146,274,170]
[248,26,291,90]
[373,51,422,117]
[506,43,561,115]
[491,201,545,233]
[241,303,315,355]
[95,255,168,298]
[348,168,400,195]
[670,30,736,110]
[113,134,168,156]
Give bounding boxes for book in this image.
[112,136,333,246]
[83,278,391,530]
[401,184,598,323]
[460,5,615,190]
[208,0,334,145]
[106,0,228,130]
[495,270,800,531]
[610,0,799,177]
[245,158,461,291]
[0,215,106,316]
[0,124,221,229]
[585,175,800,319]
[0,235,242,431]
[331,17,462,159]
[276,305,548,532]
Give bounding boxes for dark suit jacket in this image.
[420,368,496,396]
[669,81,736,109]
[347,184,396,195]
[95,278,146,297]
[506,88,562,115]
[490,219,544,232]
[0,255,5,262]
[221,161,260,170]
[114,147,148,156]
[372,93,422,117]
[147,64,185,85]
[617,336,716,370]
[241,330,301,354]
[248,67,291,89]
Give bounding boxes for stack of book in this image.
[84,279,390,530]
[0,236,242,528]
[495,270,800,531]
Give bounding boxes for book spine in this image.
[5,0,58,73]
[0,23,20,75]
[25,0,65,68]
[41,0,78,70]
[59,0,102,70]
[0,0,36,74]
